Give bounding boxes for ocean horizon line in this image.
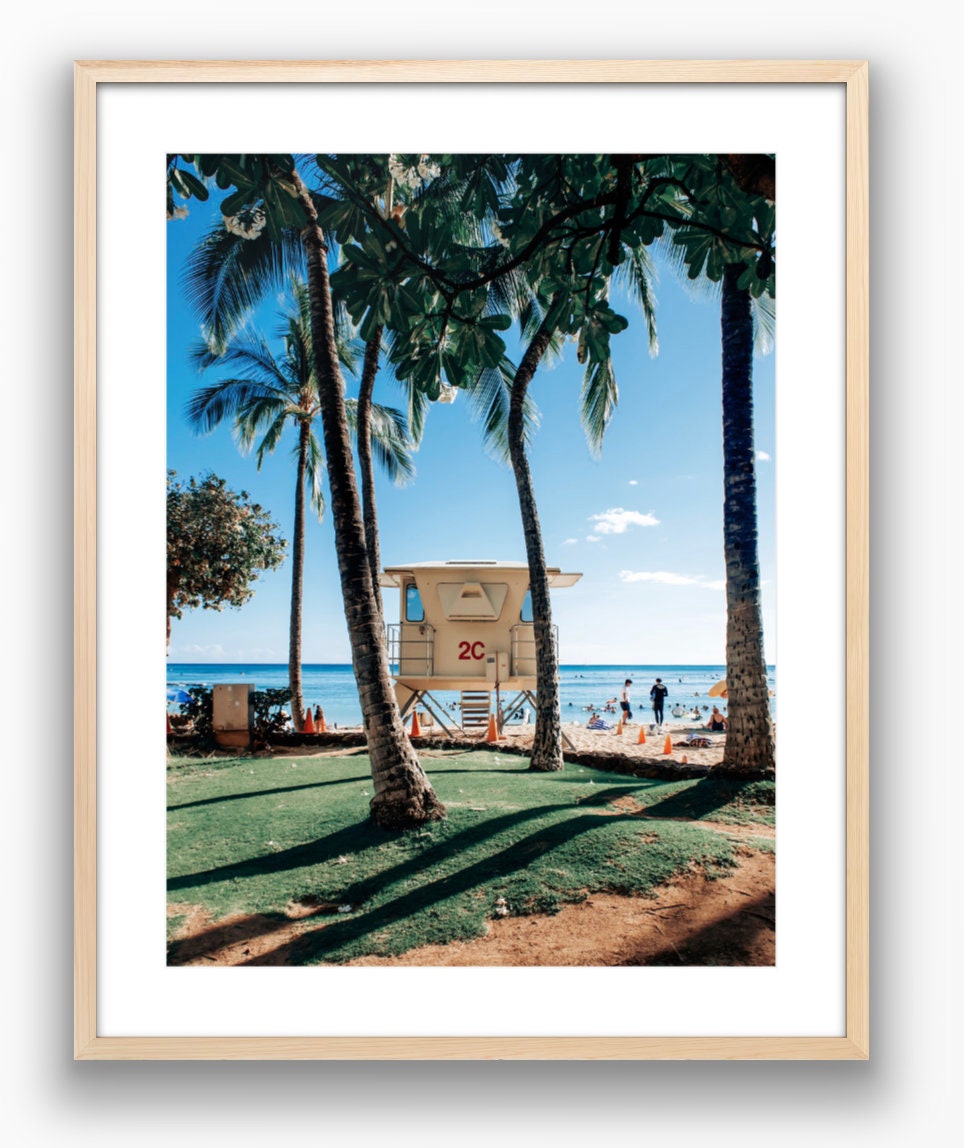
[168,661,775,670]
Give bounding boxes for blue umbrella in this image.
[166,687,193,704]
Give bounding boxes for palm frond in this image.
[484,263,534,322]
[614,245,659,355]
[467,356,541,464]
[381,331,431,447]
[580,357,619,457]
[186,378,288,435]
[190,334,295,393]
[252,410,289,468]
[181,222,305,354]
[367,402,416,485]
[303,429,327,520]
[289,275,362,380]
[751,291,775,355]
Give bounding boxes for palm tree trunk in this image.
[721,264,775,772]
[288,421,309,730]
[357,326,384,607]
[508,313,563,772]
[291,172,443,827]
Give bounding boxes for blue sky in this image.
[166,176,775,665]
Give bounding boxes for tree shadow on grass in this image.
[167,774,371,813]
[640,777,771,823]
[425,766,536,778]
[168,768,707,902]
[239,809,650,966]
[169,802,630,963]
[168,911,293,965]
[167,820,382,893]
[168,794,591,897]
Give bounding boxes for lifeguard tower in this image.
[380,559,581,734]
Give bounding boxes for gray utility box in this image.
[213,683,254,747]
[485,651,510,683]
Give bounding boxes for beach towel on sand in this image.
[587,715,611,730]
[675,734,713,748]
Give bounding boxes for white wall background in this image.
[0,3,957,1144]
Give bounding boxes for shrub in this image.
[252,687,293,739]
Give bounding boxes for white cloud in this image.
[756,450,771,462]
[619,570,700,586]
[619,570,726,590]
[586,535,601,543]
[563,537,578,545]
[628,479,638,486]
[175,643,226,656]
[589,507,660,534]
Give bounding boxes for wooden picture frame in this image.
[74,59,868,1060]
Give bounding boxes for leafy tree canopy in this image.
[168,151,775,444]
[166,470,287,623]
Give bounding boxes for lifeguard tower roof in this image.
[380,560,581,589]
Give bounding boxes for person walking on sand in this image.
[619,679,633,724]
[650,677,669,726]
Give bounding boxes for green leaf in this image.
[221,188,253,217]
[178,169,209,201]
[480,313,512,331]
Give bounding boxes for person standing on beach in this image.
[619,680,633,724]
[650,677,669,726]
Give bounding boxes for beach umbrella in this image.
[708,679,728,698]
[166,687,193,704]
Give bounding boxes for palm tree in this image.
[186,279,414,731]
[509,261,656,772]
[181,163,444,829]
[649,156,775,772]
[719,263,775,771]
[506,308,562,770]
[285,168,445,826]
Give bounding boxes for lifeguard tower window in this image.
[405,583,425,622]
[521,590,533,622]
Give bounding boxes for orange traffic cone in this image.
[318,712,327,733]
[304,708,315,733]
[410,710,422,737]
[486,713,499,743]
[663,733,672,754]
[637,725,646,745]
[615,716,623,735]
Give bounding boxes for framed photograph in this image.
[75,59,868,1059]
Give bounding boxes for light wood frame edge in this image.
[74,58,869,1061]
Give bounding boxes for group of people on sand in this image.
[581,677,728,732]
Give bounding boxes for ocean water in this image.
[167,663,777,728]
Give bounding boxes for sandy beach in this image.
[259,717,732,770]
[500,719,726,766]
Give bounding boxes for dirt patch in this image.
[346,850,774,967]
[167,850,774,968]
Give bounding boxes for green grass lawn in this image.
[167,749,774,965]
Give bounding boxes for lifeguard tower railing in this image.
[387,623,436,676]
[386,622,558,679]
